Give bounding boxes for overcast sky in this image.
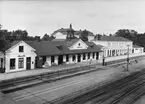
[1,0,145,36]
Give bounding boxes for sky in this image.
[1,0,145,36]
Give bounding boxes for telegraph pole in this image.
[102,48,105,66]
[126,45,130,71]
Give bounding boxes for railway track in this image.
[50,69,145,104]
[97,81,145,104]
[1,56,145,95]
[0,58,128,93]
[1,65,98,93]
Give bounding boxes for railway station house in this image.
[0,25,103,73]
[0,24,144,73]
[0,39,102,73]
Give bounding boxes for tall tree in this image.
[80,30,88,41]
[42,33,50,41]
[115,29,138,44]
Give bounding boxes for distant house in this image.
[132,45,144,54]
[50,24,95,41]
[51,24,76,40]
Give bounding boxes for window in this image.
[83,53,86,60]
[19,46,24,52]
[108,43,111,47]
[88,53,90,59]
[0,58,3,68]
[51,56,55,63]
[19,58,24,68]
[66,55,69,62]
[72,55,75,61]
[96,52,99,60]
[42,56,46,65]
[10,58,15,70]
[93,52,95,58]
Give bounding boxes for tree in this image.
[34,36,41,41]
[80,30,88,41]
[115,29,138,44]
[42,33,50,41]
[0,39,10,52]
[114,29,145,50]
[49,35,55,41]
[115,29,138,38]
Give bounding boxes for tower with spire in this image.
[67,23,75,39]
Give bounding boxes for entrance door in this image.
[58,55,63,65]
[77,54,81,62]
[26,57,31,70]
[96,52,99,60]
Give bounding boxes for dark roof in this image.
[26,41,62,56]
[93,36,132,42]
[75,30,95,36]
[26,40,102,56]
[133,45,143,48]
[51,28,71,36]
[51,28,94,37]
[6,39,102,56]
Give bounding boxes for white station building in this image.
[91,35,144,57]
[0,39,102,73]
[0,24,144,73]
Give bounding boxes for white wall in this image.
[69,39,88,50]
[5,41,36,73]
[92,40,108,47]
[88,36,94,41]
[133,48,144,54]
[0,52,4,68]
[54,32,66,39]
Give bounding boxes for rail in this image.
[48,69,145,104]
[1,55,145,93]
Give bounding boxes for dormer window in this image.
[19,46,24,52]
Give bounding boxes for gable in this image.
[69,39,88,50]
[6,41,35,54]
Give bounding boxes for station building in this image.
[0,24,144,73]
[0,39,102,73]
[91,35,144,58]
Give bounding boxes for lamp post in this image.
[126,45,130,71]
[102,47,105,66]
